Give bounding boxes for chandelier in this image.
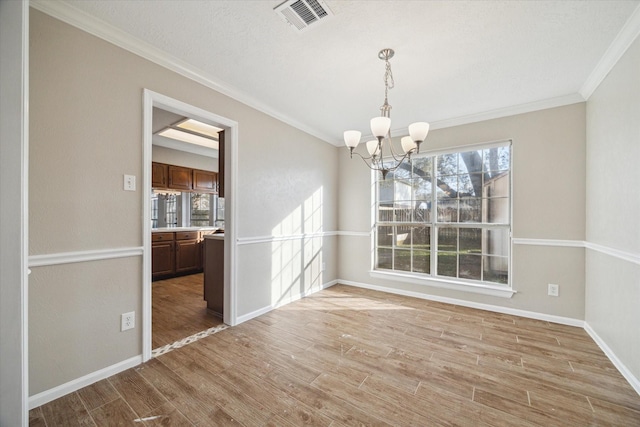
[343,48,430,179]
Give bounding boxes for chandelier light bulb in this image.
[401,136,417,154]
[370,117,391,138]
[408,122,430,142]
[343,130,362,148]
[366,139,381,157]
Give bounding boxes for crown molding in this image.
[580,3,640,99]
[428,93,586,132]
[29,0,338,146]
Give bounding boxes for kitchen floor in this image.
[152,273,224,350]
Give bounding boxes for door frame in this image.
[142,89,238,362]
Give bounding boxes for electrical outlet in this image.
[121,311,135,331]
[548,284,559,297]
[124,174,136,191]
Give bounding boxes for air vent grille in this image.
[274,0,334,33]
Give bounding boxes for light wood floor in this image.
[30,284,640,426]
[152,273,224,349]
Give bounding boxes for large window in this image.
[375,141,511,286]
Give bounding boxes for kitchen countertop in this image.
[203,233,224,240]
[152,227,219,233]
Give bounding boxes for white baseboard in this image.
[584,322,640,396]
[29,355,142,409]
[236,279,339,324]
[339,279,584,327]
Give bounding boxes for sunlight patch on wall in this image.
[271,187,324,306]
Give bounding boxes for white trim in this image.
[28,247,143,268]
[337,231,370,237]
[340,279,584,327]
[29,0,337,147]
[236,231,338,245]
[235,279,339,324]
[584,322,640,396]
[585,241,640,266]
[28,355,142,410]
[369,271,516,298]
[512,238,585,248]
[428,94,585,132]
[580,4,640,100]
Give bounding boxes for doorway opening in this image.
[142,90,237,362]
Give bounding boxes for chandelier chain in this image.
[383,58,394,102]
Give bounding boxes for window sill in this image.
[369,270,516,298]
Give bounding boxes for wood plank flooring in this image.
[152,273,224,349]
[31,284,640,426]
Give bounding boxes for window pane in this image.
[378,203,393,222]
[438,153,458,176]
[460,198,481,222]
[394,249,412,271]
[377,226,393,247]
[412,157,432,179]
[437,252,457,277]
[412,249,430,274]
[412,178,432,201]
[483,197,509,223]
[458,150,483,175]
[437,227,457,251]
[483,255,508,284]
[437,198,458,222]
[484,147,510,172]
[459,254,481,280]
[459,228,481,254]
[378,179,393,203]
[377,248,392,269]
[484,228,509,257]
[394,202,413,222]
[191,193,212,227]
[437,175,458,198]
[395,226,412,248]
[483,172,509,198]
[412,226,430,250]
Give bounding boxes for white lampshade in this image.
[401,136,417,154]
[366,140,381,157]
[343,130,362,148]
[408,122,430,142]
[370,117,391,138]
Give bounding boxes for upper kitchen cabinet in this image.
[152,162,168,188]
[193,169,217,193]
[168,165,192,190]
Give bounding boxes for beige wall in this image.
[29,9,338,395]
[585,34,640,382]
[338,103,587,319]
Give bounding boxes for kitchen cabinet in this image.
[152,162,218,193]
[204,236,224,318]
[152,163,168,188]
[192,169,217,193]
[152,232,175,279]
[175,231,200,273]
[168,165,192,190]
[152,230,210,280]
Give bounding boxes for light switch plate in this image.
[124,174,136,191]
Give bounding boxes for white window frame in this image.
[370,139,515,298]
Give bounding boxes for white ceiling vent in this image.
[274,0,333,33]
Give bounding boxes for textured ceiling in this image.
[59,0,639,145]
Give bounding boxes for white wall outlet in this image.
[121,311,135,331]
[548,284,559,297]
[124,174,136,191]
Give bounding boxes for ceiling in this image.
[47,1,640,146]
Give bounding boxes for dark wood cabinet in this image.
[204,237,224,318]
[168,165,192,190]
[152,162,218,193]
[152,232,175,279]
[175,231,200,273]
[152,231,205,280]
[192,169,217,193]
[152,163,168,188]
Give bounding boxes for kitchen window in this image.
[374,141,511,288]
[151,191,219,228]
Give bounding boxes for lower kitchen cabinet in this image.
[152,230,208,280]
[204,237,224,318]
